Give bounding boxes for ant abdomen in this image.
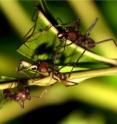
[76,35,95,49]
[86,38,95,49]
[75,35,85,45]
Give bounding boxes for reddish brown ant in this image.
[54,17,117,73]
[1,76,48,108]
[18,60,77,86]
[57,17,117,55]
[1,78,31,108]
[3,87,31,108]
[14,87,31,108]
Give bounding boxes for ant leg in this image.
[56,18,80,31]
[18,100,24,109]
[51,39,67,67]
[55,17,71,29]
[68,49,86,77]
[39,89,48,99]
[69,18,80,31]
[23,6,39,41]
[58,49,86,77]
[23,23,36,41]
[31,88,47,99]
[32,6,38,22]
[52,74,59,82]
[52,39,73,66]
[57,17,67,24]
[86,17,99,37]
[23,15,38,41]
[96,38,117,47]
[63,80,78,87]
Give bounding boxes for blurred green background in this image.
[0,0,117,124]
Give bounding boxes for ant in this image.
[1,76,48,108]
[3,87,31,108]
[2,78,31,108]
[18,60,78,86]
[51,17,117,73]
[57,17,117,59]
[32,2,117,67]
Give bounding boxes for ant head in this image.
[15,88,30,101]
[37,61,49,73]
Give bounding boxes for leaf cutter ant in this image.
[17,60,78,87]
[55,17,117,72]
[3,87,31,108]
[1,79,31,108]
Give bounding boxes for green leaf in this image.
[17,11,59,61]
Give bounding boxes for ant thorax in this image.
[67,31,78,42]
[36,61,49,72]
[58,27,79,42]
[36,61,53,76]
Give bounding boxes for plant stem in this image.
[1,66,117,90]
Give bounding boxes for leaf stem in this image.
[0,66,117,90]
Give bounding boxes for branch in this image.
[1,66,117,90]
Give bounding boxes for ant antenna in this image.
[96,38,117,47]
[86,17,99,37]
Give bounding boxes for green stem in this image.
[1,66,117,90]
